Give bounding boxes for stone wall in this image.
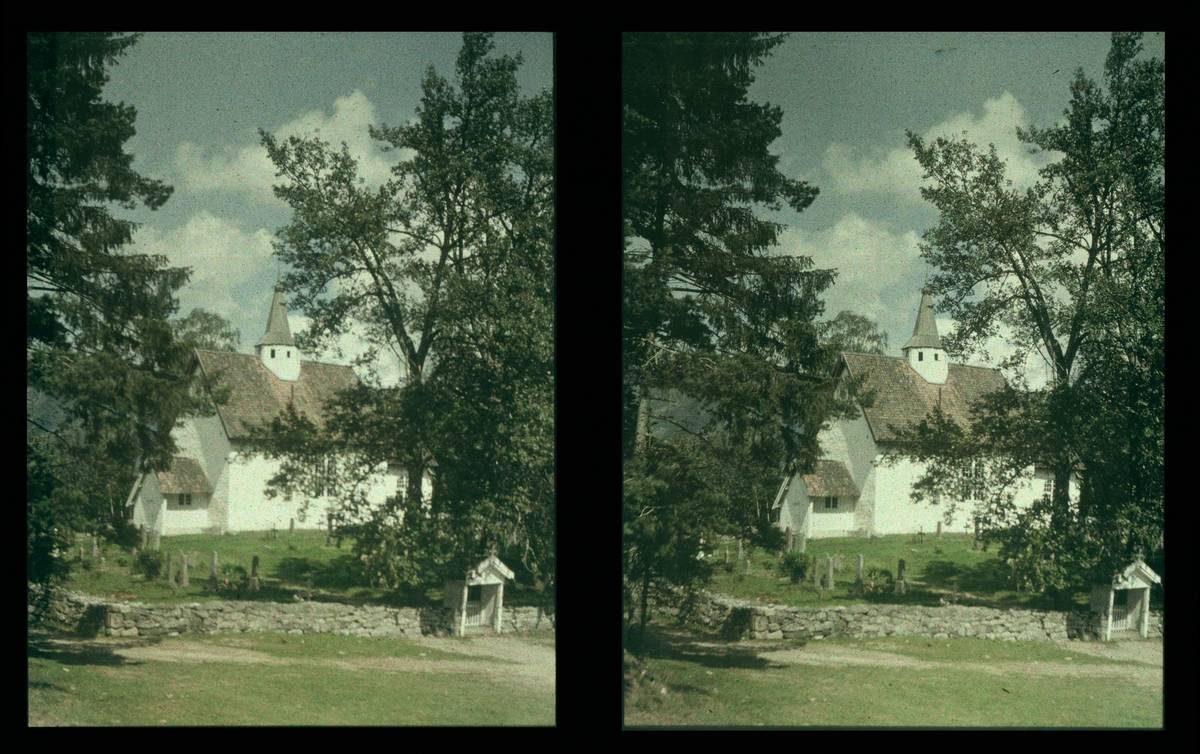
[29,586,554,639]
[671,590,1161,643]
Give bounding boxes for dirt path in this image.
[29,631,555,694]
[643,626,1162,689]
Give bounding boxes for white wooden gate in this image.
[1110,604,1129,631]
[465,601,483,627]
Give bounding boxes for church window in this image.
[179,493,192,506]
[918,351,924,361]
[824,496,838,510]
[1042,477,1054,502]
[287,350,291,358]
[934,353,939,361]
[271,348,276,358]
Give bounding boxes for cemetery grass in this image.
[29,632,554,726]
[624,625,1161,728]
[66,530,550,608]
[708,534,1093,611]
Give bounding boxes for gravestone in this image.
[742,558,751,575]
[249,555,260,593]
[166,550,174,584]
[209,551,219,592]
[78,545,84,562]
[895,558,907,596]
[724,547,729,565]
[798,534,807,553]
[833,554,842,573]
[178,551,189,588]
[91,534,98,558]
[787,531,795,552]
[936,521,942,539]
[810,560,818,586]
[853,554,864,597]
[973,519,981,551]
[187,553,195,569]
[290,518,295,535]
[737,538,744,560]
[153,530,161,550]
[825,554,834,591]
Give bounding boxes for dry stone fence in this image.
[28,585,554,639]
[669,589,1161,643]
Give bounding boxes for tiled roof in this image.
[194,350,358,440]
[156,456,212,494]
[802,460,860,499]
[842,352,1006,442]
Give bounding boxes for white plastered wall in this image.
[872,455,975,536]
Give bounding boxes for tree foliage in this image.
[254,33,553,595]
[27,33,201,593]
[818,310,889,356]
[622,33,857,651]
[898,33,1163,601]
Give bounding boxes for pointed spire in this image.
[255,286,295,347]
[902,291,942,350]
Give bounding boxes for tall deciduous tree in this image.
[899,33,1163,602]
[27,33,200,593]
[256,33,553,594]
[622,33,858,651]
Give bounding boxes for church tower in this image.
[901,290,948,384]
[255,287,301,381]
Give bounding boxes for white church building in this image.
[772,291,1079,540]
[128,287,432,536]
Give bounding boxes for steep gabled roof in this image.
[156,456,212,495]
[193,350,358,441]
[841,352,1006,443]
[801,460,860,499]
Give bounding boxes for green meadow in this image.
[624,628,1160,728]
[29,632,554,726]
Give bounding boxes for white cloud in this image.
[129,212,275,324]
[172,90,404,203]
[778,213,923,324]
[822,92,1054,203]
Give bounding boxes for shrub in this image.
[135,550,165,581]
[863,566,894,594]
[115,555,129,568]
[777,551,812,584]
[218,564,249,597]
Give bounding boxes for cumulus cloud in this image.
[823,92,1053,203]
[129,211,275,327]
[778,213,923,325]
[172,90,403,204]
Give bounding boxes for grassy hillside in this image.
[56,530,550,608]
[706,534,1093,610]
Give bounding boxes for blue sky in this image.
[733,32,1164,387]
[104,32,552,387]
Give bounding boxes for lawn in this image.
[624,627,1161,728]
[29,632,554,726]
[707,534,1100,610]
[61,530,551,608]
